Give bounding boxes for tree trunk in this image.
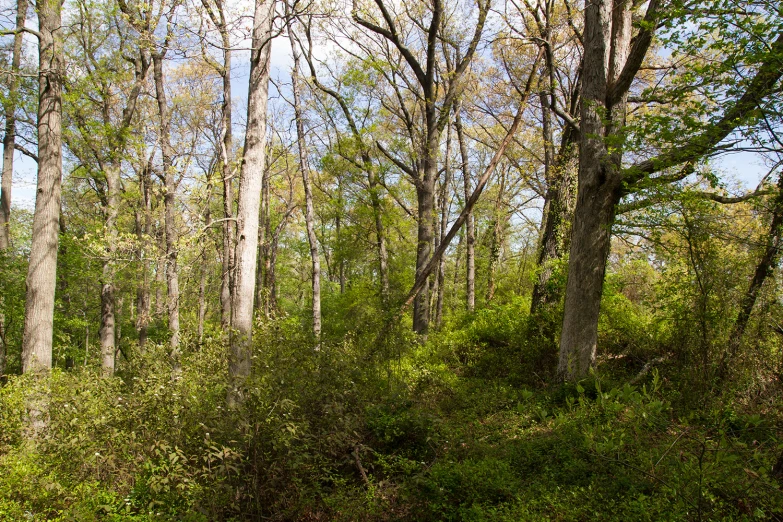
[0,0,26,250]
[435,128,452,327]
[100,163,120,376]
[558,0,632,380]
[198,177,213,345]
[486,169,507,303]
[530,118,577,312]
[228,0,273,407]
[153,53,180,362]
[722,173,783,376]
[219,48,235,329]
[288,20,321,340]
[22,0,63,373]
[135,160,152,348]
[413,164,436,335]
[455,107,475,312]
[256,158,270,313]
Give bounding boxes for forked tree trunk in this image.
[22,0,63,373]
[228,0,273,407]
[558,0,632,380]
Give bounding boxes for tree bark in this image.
[455,106,475,312]
[135,160,152,348]
[486,168,507,303]
[558,0,632,380]
[288,19,321,339]
[722,173,783,376]
[228,0,273,407]
[0,0,27,251]
[100,164,120,376]
[153,52,180,362]
[0,0,27,379]
[22,0,63,373]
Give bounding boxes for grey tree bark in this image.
[558,0,632,380]
[22,0,64,373]
[455,106,475,312]
[0,0,26,251]
[287,17,321,339]
[0,0,27,378]
[228,0,273,407]
[201,0,235,328]
[354,0,489,335]
[153,51,181,362]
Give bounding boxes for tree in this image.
[228,0,274,407]
[558,0,783,379]
[286,8,321,339]
[21,0,64,373]
[352,0,490,335]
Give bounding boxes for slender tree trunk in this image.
[0,0,26,378]
[558,0,631,380]
[228,0,273,407]
[22,0,63,373]
[198,177,213,345]
[435,127,452,327]
[153,53,180,361]
[255,144,269,312]
[0,0,26,251]
[219,46,235,329]
[288,21,321,339]
[154,224,165,318]
[136,160,152,348]
[455,107,475,312]
[722,173,783,376]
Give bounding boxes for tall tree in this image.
[21,0,64,373]
[1,0,28,251]
[228,0,274,407]
[558,0,783,379]
[287,11,321,339]
[353,0,490,334]
[200,0,235,328]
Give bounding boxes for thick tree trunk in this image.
[100,164,120,376]
[288,22,321,339]
[455,108,475,312]
[22,0,63,373]
[530,133,577,312]
[558,0,631,380]
[153,53,180,361]
[413,166,436,335]
[228,0,273,407]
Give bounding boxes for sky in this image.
[5,7,773,212]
